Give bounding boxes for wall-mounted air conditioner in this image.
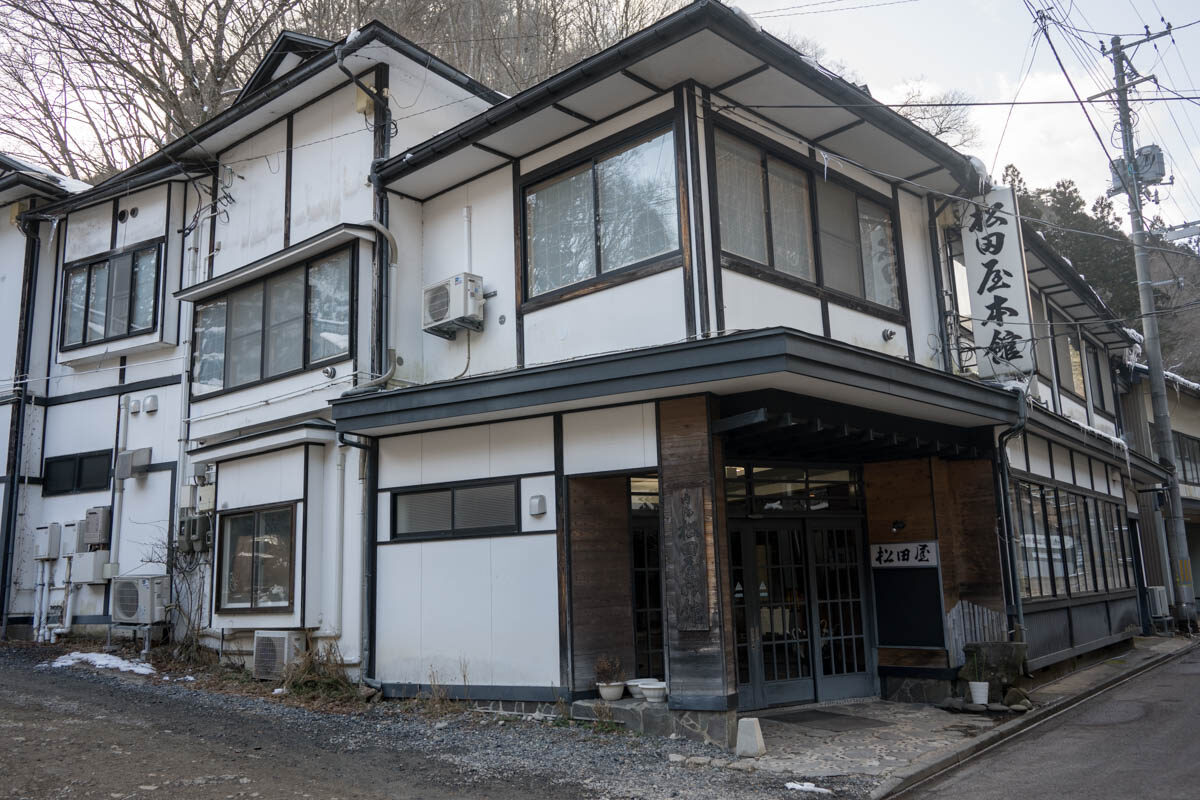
[84,506,112,546]
[253,630,306,681]
[111,576,168,624]
[422,272,484,340]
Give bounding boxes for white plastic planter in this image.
[968,681,989,705]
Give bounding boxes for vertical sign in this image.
[960,186,1035,379]
[665,485,710,631]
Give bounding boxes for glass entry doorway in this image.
[730,520,873,709]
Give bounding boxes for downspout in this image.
[1,216,43,640]
[995,387,1028,646]
[339,432,378,688]
[32,561,44,641]
[315,446,347,639]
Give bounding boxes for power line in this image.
[755,0,921,19]
[707,94,1200,110]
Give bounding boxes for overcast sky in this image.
[735,0,1200,232]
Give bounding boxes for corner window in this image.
[525,128,680,297]
[391,480,518,541]
[1087,344,1112,413]
[192,246,352,396]
[219,505,294,611]
[61,244,159,349]
[43,451,112,495]
[714,129,900,310]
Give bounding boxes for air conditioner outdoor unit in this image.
[1148,585,1170,618]
[252,630,306,681]
[111,576,168,624]
[422,272,484,339]
[35,524,61,560]
[84,506,112,546]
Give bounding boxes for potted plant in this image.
[594,654,625,701]
[966,652,989,705]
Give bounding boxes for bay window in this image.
[219,504,294,611]
[61,243,160,348]
[714,128,901,311]
[192,246,352,396]
[525,127,680,297]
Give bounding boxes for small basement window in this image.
[391,480,518,541]
[42,451,113,495]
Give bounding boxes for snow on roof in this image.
[1,153,90,193]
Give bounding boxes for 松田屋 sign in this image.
[960,187,1035,379]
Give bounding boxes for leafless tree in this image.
[894,79,981,150]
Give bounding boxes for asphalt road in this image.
[908,647,1200,800]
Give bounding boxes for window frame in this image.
[59,239,164,352]
[710,118,908,324]
[1086,341,1114,416]
[215,501,297,614]
[190,243,356,400]
[41,450,113,496]
[387,477,521,543]
[518,112,684,310]
[1049,307,1087,401]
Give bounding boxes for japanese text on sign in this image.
[871,541,938,568]
[959,186,1035,379]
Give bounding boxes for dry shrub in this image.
[283,638,359,702]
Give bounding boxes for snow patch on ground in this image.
[786,782,833,794]
[49,651,156,675]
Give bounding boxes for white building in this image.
[0,0,1174,748]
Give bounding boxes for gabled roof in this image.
[376,0,986,201]
[32,20,505,217]
[234,31,334,105]
[0,153,89,205]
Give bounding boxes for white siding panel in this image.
[374,544,424,682]
[1051,443,1072,483]
[520,475,556,532]
[1091,459,1107,493]
[420,427,487,484]
[44,398,114,456]
[1060,393,1088,428]
[64,202,113,262]
[523,268,687,365]
[489,417,554,477]
[827,304,909,359]
[1026,435,1052,479]
[563,404,656,475]
[898,190,940,368]
[720,270,823,335]
[213,123,287,273]
[217,447,304,510]
[379,434,422,488]
[116,186,168,250]
[490,535,559,685]
[1006,433,1026,470]
[421,538,494,684]
[1073,451,1092,489]
[289,86,374,243]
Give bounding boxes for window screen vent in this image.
[394,490,452,535]
[455,483,516,529]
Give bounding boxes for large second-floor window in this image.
[192,246,351,396]
[1175,431,1200,484]
[62,243,160,349]
[524,127,680,297]
[714,129,901,311]
[1051,309,1086,398]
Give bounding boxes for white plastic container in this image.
[642,680,667,703]
[968,681,989,705]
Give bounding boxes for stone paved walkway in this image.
[750,699,997,778]
[733,635,1194,792]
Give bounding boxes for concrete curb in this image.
[868,639,1200,800]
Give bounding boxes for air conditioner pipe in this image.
[338,432,376,683]
[340,349,396,397]
[109,396,131,578]
[360,219,399,385]
[315,446,347,639]
[51,555,74,641]
[32,561,45,642]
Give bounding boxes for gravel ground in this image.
[0,641,877,799]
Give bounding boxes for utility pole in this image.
[1106,29,1197,627]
